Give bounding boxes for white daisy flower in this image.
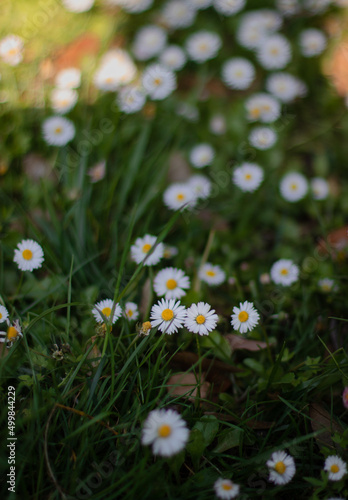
[50,88,78,114]
[189,143,215,168]
[231,301,260,334]
[13,239,44,272]
[249,127,277,150]
[276,0,301,16]
[199,263,226,286]
[130,234,164,266]
[94,49,137,91]
[222,58,256,90]
[0,320,23,348]
[257,34,292,70]
[304,0,331,14]
[163,245,179,259]
[185,31,222,63]
[267,450,296,485]
[123,301,139,321]
[259,9,283,31]
[0,305,9,323]
[318,278,337,293]
[159,45,186,71]
[42,116,75,146]
[324,455,347,481]
[132,25,167,61]
[184,302,218,336]
[299,29,327,57]
[176,102,200,122]
[213,0,246,15]
[163,182,197,211]
[141,408,189,456]
[191,0,212,8]
[233,163,264,192]
[110,0,153,13]
[214,478,240,499]
[266,72,305,103]
[150,298,186,334]
[236,16,268,50]
[0,35,24,66]
[55,67,81,89]
[280,172,308,202]
[245,93,281,123]
[161,0,196,29]
[188,174,212,199]
[142,64,176,100]
[62,0,94,12]
[92,299,122,324]
[117,85,146,114]
[310,177,329,200]
[270,259,299,286]
[154,267,190,300]
[209,114,227,135]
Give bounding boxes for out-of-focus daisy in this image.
[213,0,246,15]
[237,10,282,49]
[163,183,197,211]
[109,0,153,13]
[188,174,212,199]
[324,455,347,481]
[153,267,190,300]
[62,0,94,12]
[276,0,301,16]
[266,72,305,103]
[42,116,75,146]
[299,29,327,57]
[185,302,218,336]
[257,34,292,70]
[150,298,186,334]
[260,273,271,285]
[199,263,226,286]
[55,68,81,89]
[141,408,189,456]
[233,163,264,192]
[159,45,186,71]
[0,320,23,348]
[163,245,179,259]
[310,177,329,200]
[185,31,222,63]
[267,450,296,485]
[222,58,255,90]
[270,259,299,286]
[94,49,137,91]
[132,25,167,61]
[305,0,331,14]
[14,239,44,272]
[88,160,106,183]
[92,299,122,324]
[214,478,240,499]
[231,301,260,334]
[176,102,199,122]
[189,144,215,168]
[249,127,277,150]
[142,64,176,100]
[209,114,226,135]
[123,301,139,321]
[50,88,78,114]
[318,278,338,293]
[0,35,24,66]
[161,0,196,29]
[130,234,164,266]
[280,172,308,202]
[117,85,146,113]
[342,387,348,409]
[245,93,281,123]
[0,306,9,323]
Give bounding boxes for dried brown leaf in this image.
[309,403,344,451]
[167,372,210,401]
[226,334,270,352]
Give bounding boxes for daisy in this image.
[161,0,196,29]
[221,58,255,90]
[132,25,167,61]
[163,183,197,211]
[62,0,94,12]
[188,174,212,199]
[267,450,296,485]
[305,0,331,14]
[231,301,260,334]
[189,144,215,168]
[150,298,186,334]
[342,387,348,409]
[270,259,299,286]
[137,321,153,336]
[233,163,264,192]
[259,9,283,31]
[236,15,268,50]
[0,305,9,323]
[266,72,305,103]
[55,68,81,89]
[88,160,106,183]
[111,0,153,13]
[185,302,218,336]
[42,116,75,146]
[213,0,246,15]
[299,29,327,57]
[163,245,179,259]
[318,278,337,293]
[50,88,78,114]
[214,478,240,499]
[92,299,122,324]
[280,172,308,202]
[117,85,146,114]
[257,34,292,70]
[245,93,281,123]
[0,35,24,66]
[153,267,190,300]
[159,45,186,71]
[199,263,226,286]
[310,177,329,200]
[123,301,139,321]
[176,102,200,122]
[13,239,44,272]
[185,31,222,63]
[209,114,227,135]
[276,0,301,16]
[249,127,277,150]
[142,64,176,100]
[0,320,23,348]
[141,408,189,456]
[130,234,164,266]
[324,455,347,481]
[94,50,137,91]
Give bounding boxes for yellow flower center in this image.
[105,77,114,83]
[206,270,216,277]
[55,127,62,134]
[158,424,172,438]
[250,107,261,118]
[280,268,289,275]
[245,174,252,180]
[271,47,279,55]
[330,464,339,473]
[101,307,112,317]
[166,279,177,290]
[0,313,2,319]
[275,461,286,474]
[154,77,162,86]
[238,311,249,322]
[196,314,206,324]
[128,309,133,317]
[161,309,174,321]
[199,43,208,52]
[290,183,298,190]
[176,193,185,201]
[22,249,33,260]
[142,243,152,253]
[222,482,232,491]
[7,326,19,341]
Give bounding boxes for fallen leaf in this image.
[168,152,191,182]
[225,334,270,352]
[167,372,210,402]
[309,403,344,451]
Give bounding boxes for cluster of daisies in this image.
[141,407,347,498]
